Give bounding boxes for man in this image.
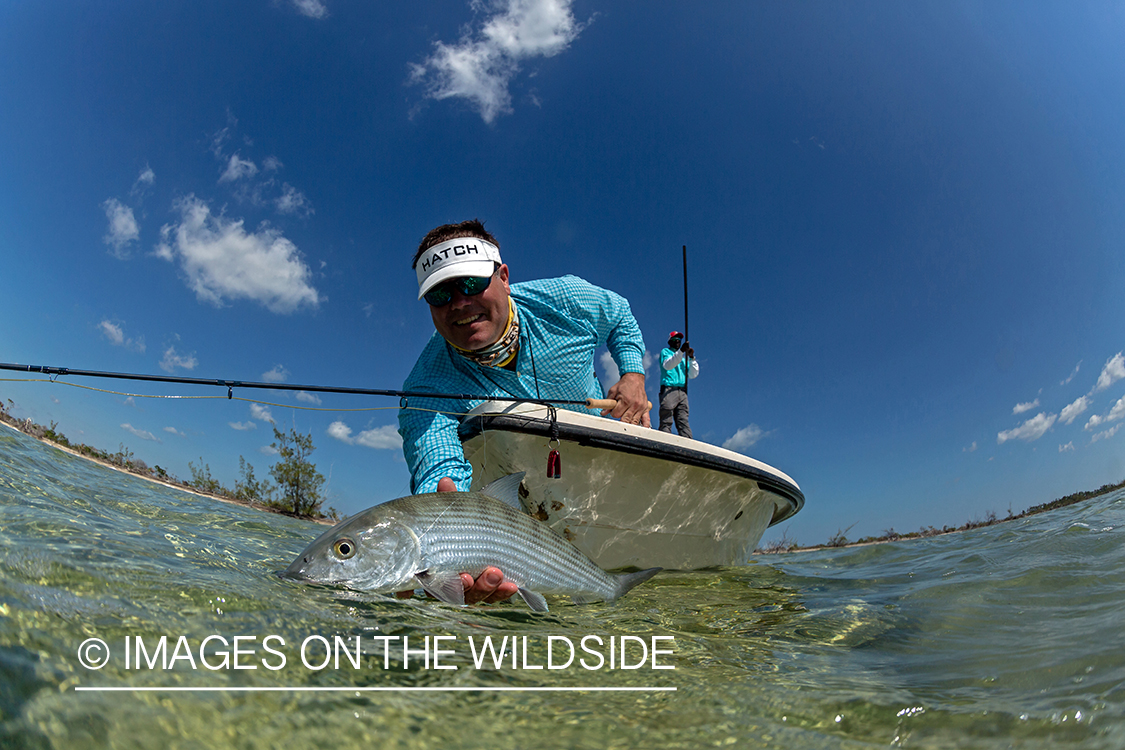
[658,331,698,438]
[397,219,650,603]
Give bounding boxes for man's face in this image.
[430,264,511,351]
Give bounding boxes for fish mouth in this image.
[277,560,311,581]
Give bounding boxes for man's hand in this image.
[602,371,651,427]
[396,477,518,603]
[461,566,518,604]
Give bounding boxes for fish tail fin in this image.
[611,567,662,601]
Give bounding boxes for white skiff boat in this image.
[459,401,804,570]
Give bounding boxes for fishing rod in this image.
[0,362,623,411]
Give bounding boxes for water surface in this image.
[1,425,1122,748]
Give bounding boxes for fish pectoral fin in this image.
[417,571,466,607]
[516,587,549,612]
[480,472,526,511]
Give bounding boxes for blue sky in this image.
[2,1,1124,546]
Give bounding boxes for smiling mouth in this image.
[454,314,484,326]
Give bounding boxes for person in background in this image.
[658,330,698,438]
[397,218,650,603]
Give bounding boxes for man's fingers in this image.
[484,581,519,604]
[463,566,514,605]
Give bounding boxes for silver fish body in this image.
[283,474,660,612]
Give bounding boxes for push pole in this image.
[682,245,689,343]
[682,244,689,395]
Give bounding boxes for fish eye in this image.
[332,538,357,559]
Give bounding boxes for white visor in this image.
[415,237,503,299]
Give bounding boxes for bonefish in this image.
[282,473,660,612]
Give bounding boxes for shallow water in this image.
[1,424,1123,749]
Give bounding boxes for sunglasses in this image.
[423,274,494,307]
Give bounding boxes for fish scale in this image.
[404,493,617,597]
[284,473,661,612]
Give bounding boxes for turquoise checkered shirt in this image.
[398,275,646,494]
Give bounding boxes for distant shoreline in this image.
[756,477,1125,554]
[0,417,332,526]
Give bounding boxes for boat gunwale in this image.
[459,408,805,527]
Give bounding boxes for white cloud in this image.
[155,195,321,313]
[102,198,140,258]
[327,421,402,450]
[163,426,186,437]
[229,421,257,431]
[1013,399,1039,415]
[160,346,198,373]
[723,424,771,451]
[1094,352,1125,393]
[597,349,655,393]
[99,320,124,346]
[211,126,231,157]
[1059,442,1074,452]
[354,426,402,449]
[262,365,289,383]
[275,183,313,216]
[98,319,145,352]
[1061,395,1091,425]
[1091,424,1122,443]
[219,153,259,183]
[296,390,322,405]
[131,165,155,198]
[410,0,586,123]
[250,403,275,424]
[1061,361,1081,386]
[121,423,160,442]
[208,120,312,217]
[997,412,1057,444]
[292,0,328,19]
[963,441,977,453]
[1085,394,1125,431]
[327,421,352,443]
[598,350,619,391]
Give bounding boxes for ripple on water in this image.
[1,426,1123,748]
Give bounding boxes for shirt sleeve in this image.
[559,276,646,375]
[398,407,473,493]
[397,339,475,494]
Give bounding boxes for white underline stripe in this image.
[75,686,676,692]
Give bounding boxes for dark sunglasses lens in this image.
[424,286,454,306]
[424,275,493,306]
[459,275,492,295]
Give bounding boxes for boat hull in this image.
[459,402,803,570]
